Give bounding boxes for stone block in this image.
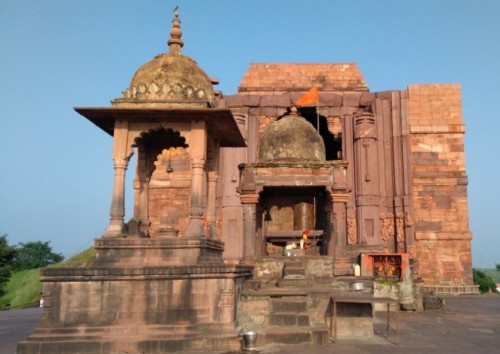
[260,93,291,107]
[320,92,342,106]
[271,298,307,313]
[225,94,246,107]
[342,92,361,107]
[360,92,376,106]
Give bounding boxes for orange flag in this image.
[294,85,319,106]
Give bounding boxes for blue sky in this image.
[1,0,498,268]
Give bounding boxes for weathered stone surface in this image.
[18,264,252,354]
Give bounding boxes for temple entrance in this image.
[260,186,328,256]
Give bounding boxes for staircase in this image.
[238,256,354,347]
[239,292,330,347]
[277,259,312,287]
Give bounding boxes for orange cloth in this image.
[294,85,318,106]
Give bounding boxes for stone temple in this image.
[18,10,474,354]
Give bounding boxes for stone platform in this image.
[18,264,252,354]
[17,237,253,354]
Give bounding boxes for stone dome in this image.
[259,108,326,163]
[114,10,215,107]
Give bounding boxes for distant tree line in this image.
[0,234,63,295]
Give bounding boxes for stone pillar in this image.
[136,144,150,236]
[240,193,259,261]
[206,171,218,239]
[330,193,349,257]
[353,112,380,245]
[104,156,129,237]
[185,121,207,237]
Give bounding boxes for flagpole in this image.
[316,97,319,132]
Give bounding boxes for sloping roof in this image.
[239,63,368,92]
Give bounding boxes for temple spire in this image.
[168,6,184,55]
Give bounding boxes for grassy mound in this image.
[53,247,96,268]
[0,268,41,310]
[0,247,97,310]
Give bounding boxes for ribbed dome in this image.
[259,108,326,163]
[114,9,215,107]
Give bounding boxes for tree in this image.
[473,269,498,294]
[496,263,500,271]
[0,234,17,294]
[14,241,63,271]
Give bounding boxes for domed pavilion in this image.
[18,10,252,354]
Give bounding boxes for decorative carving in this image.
[347,212,357,245]
[216,219,223,236]
[327,116,342,139]
[379,212,395,242]
[405,211,413,226]
[354,112,376,140]
[379,213,388,242]
[123,82,208,101]
[396,212,405,242]
[407,245,416,259]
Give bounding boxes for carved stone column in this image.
[104,156,129,237]
[330,193,349,257]
[206,171,218,239]
[135,143,151,237]
[185,156,206,237]
[185,121,207,238]
[353,112,380,244]
[240,193,259,261]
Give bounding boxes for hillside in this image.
[0,247,96,310]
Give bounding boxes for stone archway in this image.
[131,127,189,237]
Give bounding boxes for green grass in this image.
[0,247,97,310]
[0,268,42,310]
[52,247,96,268]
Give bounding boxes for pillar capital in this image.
[240,193,260,204]
[330,193,349,203]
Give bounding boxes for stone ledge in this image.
[415,231,472,240]
[41,264,254,281]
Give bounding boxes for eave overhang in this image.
[74,107,246,148]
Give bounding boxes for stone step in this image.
[283,267,306,276]
[20,334,243,353]
[269,312,310,327]
[135,336,242,353]
[277,277,313,288]
[254,325,329,346]
[271,298,307,313]
[283,260,306,268]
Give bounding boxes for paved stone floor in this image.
[2,295,499,354]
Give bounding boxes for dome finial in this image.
[168,5,183,55]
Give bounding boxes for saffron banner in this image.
[294,85,318,106]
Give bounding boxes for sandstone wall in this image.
[408,84,473,285]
